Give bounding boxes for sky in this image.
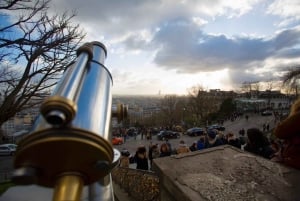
[47,0,300,95]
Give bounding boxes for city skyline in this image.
[30,1,300,95]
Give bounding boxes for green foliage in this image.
[0,181,15,195]
[206,112,220,122]
[218,98,237,116]
[204,98,236,124]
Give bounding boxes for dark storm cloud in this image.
[273,29,300,50]
[49,0,300,71]
[275,48,300,58]
[48,0,300,67]
[150,19,300,76]
[230,69,262,84]
[49,0,194,38]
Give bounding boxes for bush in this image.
[0,181,15,195]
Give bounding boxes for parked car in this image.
[112,136,124,145]
[126,127,138,137]
[150,127,160,135]
[206,124,225,131]
[186,127,204,136]
[0,144,17,156]
[261,110,273,116]
[157,130,180,140]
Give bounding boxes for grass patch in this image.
[0,181,15,195]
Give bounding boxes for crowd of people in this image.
[119,98,300,171]
[119,128,261,170]
[119,139,174,170]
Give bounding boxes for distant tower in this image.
[158,90,161,96]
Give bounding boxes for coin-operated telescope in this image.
[12,41,127,201]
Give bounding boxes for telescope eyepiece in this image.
[40,96,77,127]
[45,110,67,126]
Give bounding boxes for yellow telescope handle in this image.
[53,174,84,201]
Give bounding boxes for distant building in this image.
[2,90,295,134]
[1,106,39,135]
[1,91,50,135]
[235,90,293,112]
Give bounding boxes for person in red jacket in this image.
[274,99,300,169]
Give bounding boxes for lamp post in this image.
[182,107,186,128]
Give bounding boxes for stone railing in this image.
[112,167,159,201]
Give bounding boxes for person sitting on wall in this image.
[176,140,190,154]
[189,141,197,152]
[226,132,241,149]
[274,98,300,169]
[160,143,171,157]
[244,128,274,159]
[197,135,206,150]
[205,129,223,148]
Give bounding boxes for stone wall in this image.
[153,145,300,201]
[112,167,159,201]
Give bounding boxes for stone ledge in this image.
[153,145,300,201]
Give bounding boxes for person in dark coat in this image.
[148,144,159,169]
[205,129,223,148]
[134,145,148,170]
[159,143,171,157]
[244,128,274,159]
[226,132,241,149]
[189,141,197,152]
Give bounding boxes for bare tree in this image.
[264,79,276,106]
[0,0,85,126]
[187,85,218,125]
[240,81,252,98]
[282,84,297,96]
[160,95,178,127]
[240,81,260,98]
[252,82,260,98]
[282,65,300,97]
[265,80,274,91]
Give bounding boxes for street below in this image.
[0,112,276,179]
[114,113,276,158]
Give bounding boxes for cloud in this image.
[267,0,300,27]
[111,68,162,94]
[49,0,262,39]
[45,0,300,92]
[150,20,300,74]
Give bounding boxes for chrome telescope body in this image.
[12,42,126,201]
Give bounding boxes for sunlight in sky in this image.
[2,0,300,95]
